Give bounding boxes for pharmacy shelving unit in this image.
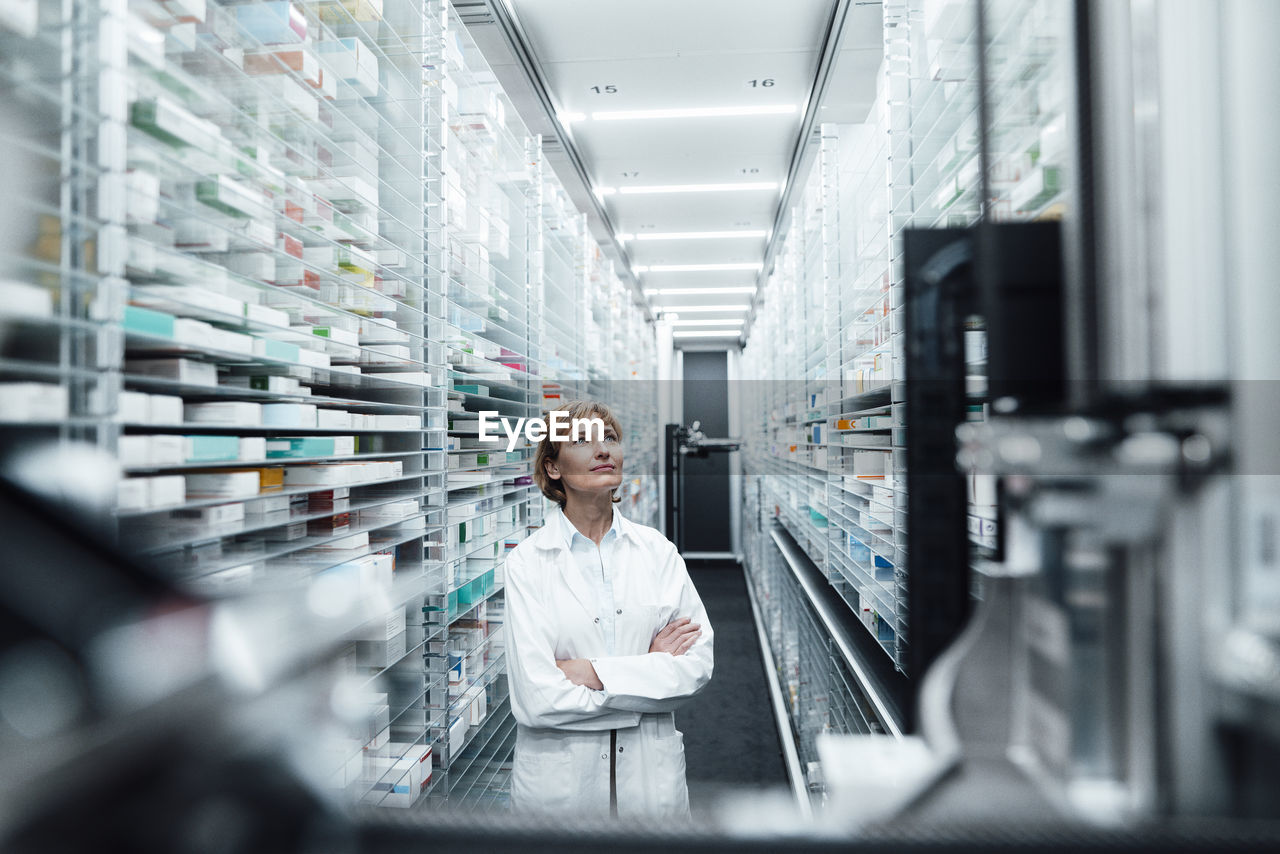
[889,0,1072,583]
[433,5,541,810]
[0,0,655,813]
[537,185,587,404]
[740,0,1073,801]
[116,0,457,811]
[581,241,659,528]
[0,1,112,443]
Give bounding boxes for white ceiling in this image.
[465,0,886,344]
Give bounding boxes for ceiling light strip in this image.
[667,319,745,326]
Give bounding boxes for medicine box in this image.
[255,337,301,363]
[184,401,262,426]
[223,374,299,394]
[317,37,379,97]
[354,606,407,643]
[363,743,429,808]
[265,521,307,542]
[316,409,352,430]
[296,348,331,368]
[239,437,267,462]
[126,358,217,387]
[246,494,290,516]
[233,0,306,45]
[262,403,318,428]
[308,512,351,536]
[147,475,186,508]
[308,487,350,510]
[267,436,356,458]
[360,500,418,523]
[311,325,359,347]
[366,371,431,387]
[283,464,354,487]
[117,477,149,512]
[853,451,890,480]
[245,303,290,328]
[184,434,241,463]
[172,502,245,526]
[373,414,421,430]
[123,304,176,339]
[149,394,184,424]
[185,468,278,497]
[356,630,406,670]
[0,382,68,423]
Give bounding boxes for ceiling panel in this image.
[468,0,887,322]
[606,193,779,232]
[628,239,769,266]
[509,0,835,63]
[589,154,789,189]
[573,115,799,162]
[544,53,814,115]
[640,272,760,290]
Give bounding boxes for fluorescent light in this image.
[673,330,743,338]
[615,182,777,195]
[559,111,587,124]
[635,263,761,273]
[649,304,751,313]
[645,287,757,296]
[668,319,745,327]
[589,105,796,121]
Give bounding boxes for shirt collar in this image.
[558,503,624,550]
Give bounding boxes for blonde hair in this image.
[533,399,624,509]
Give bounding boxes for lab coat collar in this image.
[529,503,642,554]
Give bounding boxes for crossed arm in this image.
[555,617,703,688]
[505,544,714,729]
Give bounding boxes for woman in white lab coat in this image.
[505,399,714,819]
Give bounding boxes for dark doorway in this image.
[680,350,731,553]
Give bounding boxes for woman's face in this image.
[544,418,624,500]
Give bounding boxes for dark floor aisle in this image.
[677,560,789,812]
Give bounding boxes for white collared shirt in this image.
[558,504,624,656]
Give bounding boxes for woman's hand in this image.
[556,658,603,690]
[649,617,702,656]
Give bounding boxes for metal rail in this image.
[769,525,905,738]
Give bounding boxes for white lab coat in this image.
[504,505,714,818]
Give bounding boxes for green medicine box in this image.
[185,435,241,463]
[259,337,301,362]
[123,305,176,339]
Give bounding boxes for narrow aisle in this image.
[678,560,788,811]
